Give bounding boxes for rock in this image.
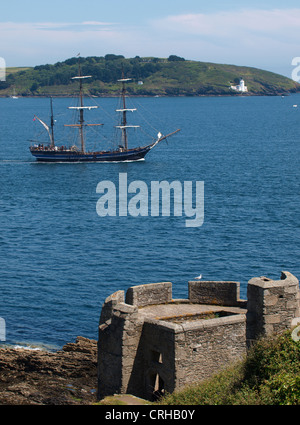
[0,337,98,405]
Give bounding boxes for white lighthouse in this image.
[239,79,246,92]
[230,78,248,93]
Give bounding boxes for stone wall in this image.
[139,320,177,399]
[173,314,246,389]
[99,290,125,325]
[98,301,144,399]
[246,271,300,342]
[98,283,173,399]
[140,313,247,399]
[125,282,172,307]
[188,280,242,306]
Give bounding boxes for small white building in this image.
[230,78,248,92]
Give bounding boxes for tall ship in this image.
[29,59,180,162]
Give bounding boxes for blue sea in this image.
[0,94,299,350]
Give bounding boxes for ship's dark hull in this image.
[30,145,152,162]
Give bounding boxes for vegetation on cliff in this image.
[1,54,299,97]
[158,330,300,405]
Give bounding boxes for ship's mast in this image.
[78,61,85,152]
[33,98,55,147]
[67,57,99,153]
[121,78,128,150]
[116,73,139,151]
[75,59,86,152]
[50,97,55,148]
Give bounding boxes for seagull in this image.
[194,274,202,280]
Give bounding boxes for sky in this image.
[1,0,300,78]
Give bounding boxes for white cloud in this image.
[82,21,116,26]
[0,20,127,65]
[0,21,116,32]
[151,8,300,38]
[149,8,300,76]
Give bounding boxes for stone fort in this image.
[97,271,300,401]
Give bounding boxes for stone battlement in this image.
[97,272,300,401]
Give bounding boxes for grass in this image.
[98,396,127,405]
[157,330,300,405]
[6,67,32,75]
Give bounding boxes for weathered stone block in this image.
[188,280,241,306]
[99,290,125,325]
[264,314,281,324]
[264,295,279,306]
[125,282,172,307]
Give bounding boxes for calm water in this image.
[0,95,299,349]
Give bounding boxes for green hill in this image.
[1,55,299,97]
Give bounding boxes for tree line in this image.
[1,55,186,92]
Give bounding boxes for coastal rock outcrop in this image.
[0,336,97,405]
